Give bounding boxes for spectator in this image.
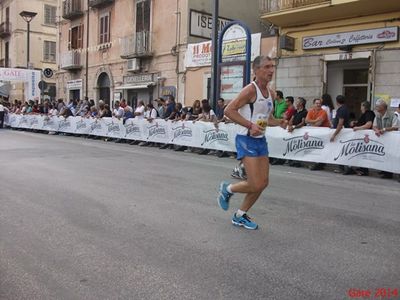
[134,100,145,120]
[190,99,202,120]
[349,101,375,176]
[372,99,399,179]
[145,103,158,122]
[193,101,217,123]
[321,93,334,127]
[113,101,124,119]
[168,102,183,121]
[215,97,226,121]
[306,98,330,171]
[120,98,127,108]
[330,95,351,174]
[155,98,166,118]
[288,97,308,133]
[97,100,106,117]
[123,106,134,123]
[395,104,400,118]
[273,90,287,119]
[283,96,296,122]
[76,99,89,117]
[0,101,5,128]
[164,96,176,119]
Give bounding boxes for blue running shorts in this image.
[235,135,269,160]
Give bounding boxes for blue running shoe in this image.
[232,213,258,230]
[218,181,233,211]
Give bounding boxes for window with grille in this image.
[99,13,110,44]
[44,41,56,62]
[44,5,57,25]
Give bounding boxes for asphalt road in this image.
[1,129,399,300]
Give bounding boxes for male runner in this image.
[217,55,283,230]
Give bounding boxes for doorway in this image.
[97,72,110,106]
[327,59,370,119]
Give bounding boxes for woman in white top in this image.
[321,93,334,128]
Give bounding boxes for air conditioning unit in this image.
[127,58,140,72]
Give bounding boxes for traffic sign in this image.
[43,68,53,78]
[38,80,48,90]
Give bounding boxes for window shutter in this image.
[100,17,104,44]
[78,24,84,48]
[50,41,56,62]
[68,28,72,50]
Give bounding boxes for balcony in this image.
[120,31,153,59]
[88,0,114,9]
[0,58,11,68]
[260,0,400,27]
[0,22,11,38]
[60,51,82,70]
[62,0,84,20]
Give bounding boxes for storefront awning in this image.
[115,82,156,90]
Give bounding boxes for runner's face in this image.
[255,59,275,82]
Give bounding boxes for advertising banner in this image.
[5,114,400,173]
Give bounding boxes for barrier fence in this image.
[5,114,400,173]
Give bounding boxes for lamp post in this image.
[19,10,37,69]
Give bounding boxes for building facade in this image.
[260,0,400,117]
[57,0,263,107]
[0,0,58,101]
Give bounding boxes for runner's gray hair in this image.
[252,56,273,71]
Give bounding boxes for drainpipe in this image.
[175,0,181,102]
[85,0,89,99]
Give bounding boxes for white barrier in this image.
[5,114,400,173]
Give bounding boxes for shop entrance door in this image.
[327,59,370,119]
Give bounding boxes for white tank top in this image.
[237,81,274,137]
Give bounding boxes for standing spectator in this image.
[306,98,330,171]
[321,93,334,127]
[330,95,350,142]
[331,95,351,174]
[0,101,5,128]
[286,97,308,168]
[155,98,166,119]
[372,99,399,179]
[164,95,176,119]
[273,90,287,119]
[215,97,226,121]
[122,106,134,123]
[288,97,308,133]
[144,103,158,122]
[349,101,375,176]
[120,98,127,108]
[190,99,202,120]
[134,100,146,120]
[113,101,124,119]
[395,104,400,118]
[283,96,296,122]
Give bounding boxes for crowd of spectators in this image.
[1,92,399,180]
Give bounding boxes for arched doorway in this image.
[97,72,110,106]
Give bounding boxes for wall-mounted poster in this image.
[219,64,245,102]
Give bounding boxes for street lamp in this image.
[19,10,37,69]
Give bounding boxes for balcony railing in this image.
[62,0,84,20]
[60,51,82,70]
[259,0,330,13]
[120,31,153,59]
[88,0,114,9]
[0,58,11,68]
[0,22,11,38]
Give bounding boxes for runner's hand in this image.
[249,123,263,136]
